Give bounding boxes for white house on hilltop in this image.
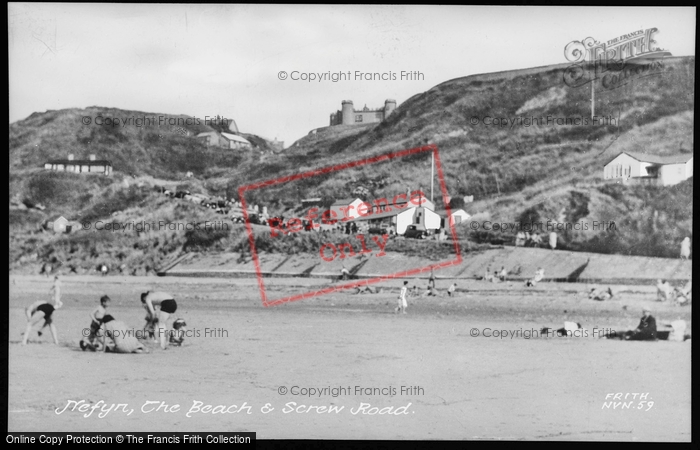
[603,151,693,186]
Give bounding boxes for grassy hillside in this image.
[9,106,273,178]
[9,57,694,274]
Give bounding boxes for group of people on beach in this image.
[656,279,692,305]
[22,275,185,353]
[394,270,459,315]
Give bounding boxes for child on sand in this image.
[80,295,111,350]
[169,318,188,346]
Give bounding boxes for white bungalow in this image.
[603,151,693,186]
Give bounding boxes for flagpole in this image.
[431,151,434,203]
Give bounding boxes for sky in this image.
[8,4,696,146]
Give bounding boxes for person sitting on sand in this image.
[530,233,542,247]
[447,283,457,297]
[589,287,614,301]
[169,318,188,347]
[498,266,507,282]
[674,280,691,305]
[656,279,673,302]
[624,308,657,341]
[540,321,584,337]
[661,319,687,342]
[355,285,377,294]
[422,285,439,297]
[526,267,545,287]
[558,321,584,337]
[100,315,147,353]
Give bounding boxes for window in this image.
[355,115,363,123]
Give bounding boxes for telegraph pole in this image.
[591,78,595,119]
[431,151,434,203]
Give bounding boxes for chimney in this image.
[68,154,74,161]
[89,154,96,161]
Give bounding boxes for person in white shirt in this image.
[656,279,673,302]
[663,319,687,342]
[395,281,408,314]
[447,283,457,297]
[49,274,63,309]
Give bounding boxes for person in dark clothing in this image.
[428,268,436,289]
[624,308,657,341]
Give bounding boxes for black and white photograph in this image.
[8,4,693,442]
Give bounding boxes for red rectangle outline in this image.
[238,144,462,307]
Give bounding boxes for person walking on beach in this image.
[49,275,63,309]
[395,281,408,315]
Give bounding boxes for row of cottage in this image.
[314,194,470,236]
[44,150,693,187]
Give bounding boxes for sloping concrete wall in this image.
[164,247,691,285]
